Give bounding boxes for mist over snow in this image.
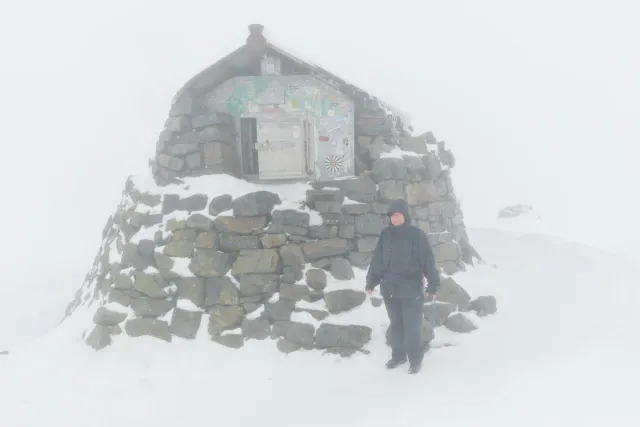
[0,2,639,419]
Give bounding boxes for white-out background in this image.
[0,0,638,346]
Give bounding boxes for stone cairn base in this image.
[66,132,494,356]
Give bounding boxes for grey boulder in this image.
[330,258,355,280]
[306,268,327,290]
[241,318,271,340]
[213,332,244,349]
[469,296,497,316]
[279,283,311,302]
[188,249,232,277]
[130,297,175,317]
[208,305,244,335]
[170,308,202,339]
[204,277,240,306]
[272,321,315,347]
[93,306,127,326]
[324,290,366,314]
[281,265,303,284]
[315,324,371,350]
[86,325,112,350]
[445,313,478,333]
[236,274,279,297]
[209,194,233,215]
[125,318,172,342]
[423,302,457,326]
[263,299,295,322]
[232,191,282,217]
[436,277,472,311]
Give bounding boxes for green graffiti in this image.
[285,85,334,116]
[285,84,314,111]
[226,77,269,115]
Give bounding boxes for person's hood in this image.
[387,199,412,224]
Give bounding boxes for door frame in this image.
[252,112,315,181]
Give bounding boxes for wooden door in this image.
[256,119,306,179]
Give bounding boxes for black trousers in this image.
[384,295,424,363]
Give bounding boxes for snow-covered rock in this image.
[66,167,483,356]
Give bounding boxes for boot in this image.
[408,360,422,374]
[385,358,407,369]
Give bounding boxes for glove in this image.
[424,288,436,301]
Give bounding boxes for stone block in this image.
[315,324,371,350]
[125,318,172,342]
[214,216,268,234]
[232,191,281,217]
[232,249,281,275]
[170,308,202,339]
[302,239,352,262]
[188,249,232,277]
[156,153,184,171]
[378,180,405,202]
[205,277,240,306]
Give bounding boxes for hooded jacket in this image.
[366,199,441,298]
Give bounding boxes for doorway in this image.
[240,117,258,175]
[255,118,307,179]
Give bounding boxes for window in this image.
[260,55,281,76]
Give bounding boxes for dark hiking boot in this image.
[408,361,422,374]
[386,358,407,369]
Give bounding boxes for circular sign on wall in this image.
[324,154,345,176]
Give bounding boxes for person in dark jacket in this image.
[365,199,441,374]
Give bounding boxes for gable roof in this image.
[172,25,412,136]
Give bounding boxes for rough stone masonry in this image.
[66,128,495,357]
[63,25,494,356]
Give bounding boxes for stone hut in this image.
[153,24,419,184]
[65,25,487,355]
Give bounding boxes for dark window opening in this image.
[240,118,259,175]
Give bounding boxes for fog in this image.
[0,0,638,344]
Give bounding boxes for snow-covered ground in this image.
[2,223,638,426]
[1,2,639,425]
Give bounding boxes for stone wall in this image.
[151,111,237,185]
[65,134,493,354]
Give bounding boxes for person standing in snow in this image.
[365,199,441,374]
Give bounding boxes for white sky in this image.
[0,0,638,330]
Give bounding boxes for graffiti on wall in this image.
[286,84,324,113]
[285,84,351,119]
[223,78,351,120]
[282,82,353,178]
[226,77,269,115]
[316,117,352,178]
